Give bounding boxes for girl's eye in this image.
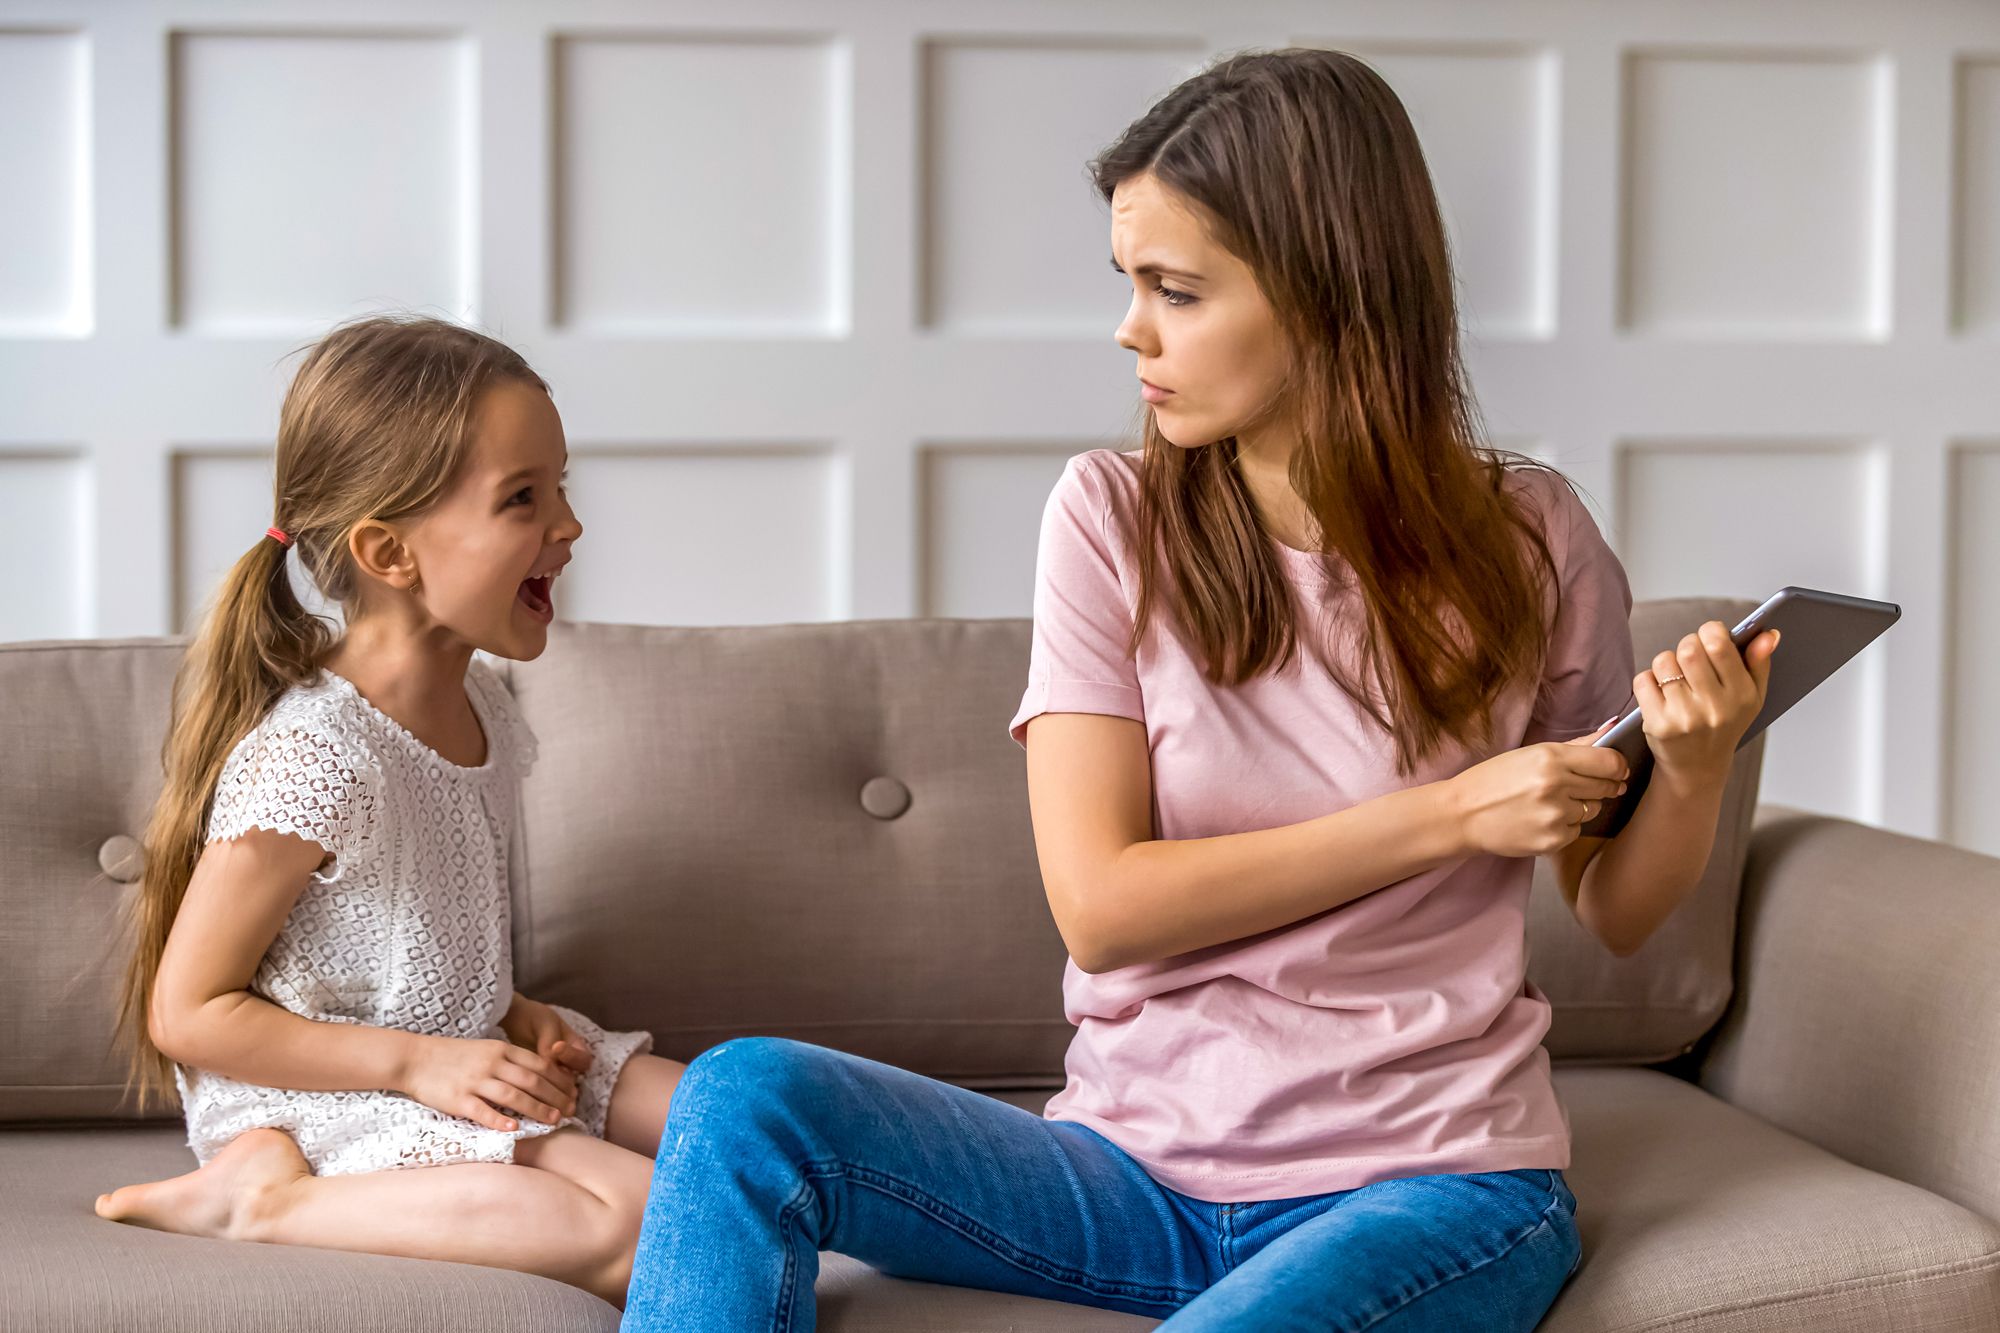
[508,487,532,506]
[1154,283,1195,307]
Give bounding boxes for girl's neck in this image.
[320,622,479,749]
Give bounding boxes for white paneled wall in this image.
[0,0,1994,855]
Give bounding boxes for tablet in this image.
[1577,585,1900,838]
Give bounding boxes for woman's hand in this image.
[397,1033,580,1133]
[1447,719,1632,859]
[500,992,594,1081]
[1635,621,1780,795]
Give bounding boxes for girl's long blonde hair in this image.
[116,314,547,1111]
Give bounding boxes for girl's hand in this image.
[399,1033,579,1132]
[1447,719,1632,859]
[499,993,594,1080]
[1635,622,1780,795]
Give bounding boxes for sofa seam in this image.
[1604,1246,2000,1332]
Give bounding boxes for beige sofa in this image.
[2,597,1997,1331]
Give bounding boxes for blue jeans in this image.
[621,1037,1582,1332]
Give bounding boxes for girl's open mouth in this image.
[517,575,554,623]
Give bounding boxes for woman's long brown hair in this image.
[114,314,547,1111]
[1093,47,1573,778]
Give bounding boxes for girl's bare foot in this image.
[94,1127,311,1242]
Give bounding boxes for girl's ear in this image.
[348,519,417,591]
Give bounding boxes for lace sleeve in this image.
[206,719,381,885]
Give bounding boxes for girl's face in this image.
[1110,172,1292,449]
[396,379,581,661]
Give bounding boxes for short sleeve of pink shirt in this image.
[1007,448,1636,1203]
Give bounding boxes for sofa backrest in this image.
[0,596,1762,1123]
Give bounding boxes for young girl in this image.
[617,48,1776,1330]
[95,315,690,1309]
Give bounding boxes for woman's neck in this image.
[1231,423,1319,552]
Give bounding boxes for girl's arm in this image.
[1024,712,1469,974]
[149,828,421,1092]
[154,827,580,1129]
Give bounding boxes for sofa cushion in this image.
[7,1069,1995,1331]
[1533,596,1768,1066]
[0,639,186,1123]
[496,618,1077,1086]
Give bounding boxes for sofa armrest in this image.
[1697,804,2000,1224]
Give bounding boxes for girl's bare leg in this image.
[601,1053,688,1159]
[96,1126,653,1307]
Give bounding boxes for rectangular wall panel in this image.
[921,38,1202,334]
[0,31,89,336]
[552,34,848,335]
[920,445,1086,618]
[0,452,90,639]
[171,31,473,334]
[1619,440,1886,822]
[1955,59,2000,335]
[1621,50,1889,339]
[561,448,844,626]
[1947,443,1999,854]
[173,450,278,633]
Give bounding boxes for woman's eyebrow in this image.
[1110,256,1204,282]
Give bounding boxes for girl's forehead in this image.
[469,385,563,460]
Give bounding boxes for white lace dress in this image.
[173,656,654,1177]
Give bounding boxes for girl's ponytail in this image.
[116,530,334,1109]
[109,312,547,1112]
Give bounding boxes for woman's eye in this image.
[1154,283,1195,307]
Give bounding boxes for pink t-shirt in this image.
[1007,448,1636,1203]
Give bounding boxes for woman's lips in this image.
[1140,379,1174,404]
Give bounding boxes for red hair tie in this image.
[266,526,293,548]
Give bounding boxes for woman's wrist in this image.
[1427,776,1475,861]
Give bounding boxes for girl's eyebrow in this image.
[495,459,571,491]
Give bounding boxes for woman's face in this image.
[1110,172,1292,449]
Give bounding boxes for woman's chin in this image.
[1156,421,1223,450]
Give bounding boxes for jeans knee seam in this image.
[772,1175,817,1333]
[1347,1190,1575,1333]
[799,1159,1199,1308]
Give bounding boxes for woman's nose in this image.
[1115,300,1150,354]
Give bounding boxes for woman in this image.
[619,47,1775,1331]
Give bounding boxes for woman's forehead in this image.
[1112,179,1220,267]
